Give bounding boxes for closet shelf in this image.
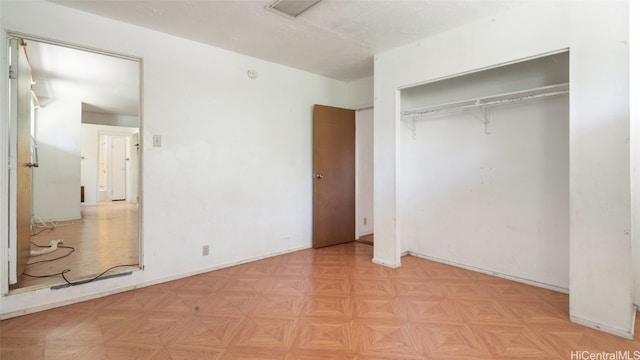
[401,82,569,120]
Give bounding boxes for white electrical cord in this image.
[32,214,57,229]
[30,239,63,256]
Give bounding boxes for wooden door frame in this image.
[6,37,34,286]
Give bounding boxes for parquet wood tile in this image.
[197,313,246,344]
[352,321,421,358]
[352,296,406,321]
[4,242,640,359]
[307,277,351,296]
[294,317,352,352]
[504,300,570,326]
[411,322,493,359]
[258,277,310,296]
[453,299,521,325]
[243,294,306,318]
[402,298,465,323]
[394,278,444,297]
[11,201,139,292]
[303,295,352,318]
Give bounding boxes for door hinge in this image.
[9,65,16,80]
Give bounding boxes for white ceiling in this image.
[51,0,520,81]
[26,40,140,116]
[28,0,522,116]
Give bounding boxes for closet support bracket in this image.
[482,107,491,135]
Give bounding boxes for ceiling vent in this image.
[265,0,322,19]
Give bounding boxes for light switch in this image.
[153,135,161,147]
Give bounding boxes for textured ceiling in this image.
[51,0,520,81]
[24,1,520,116]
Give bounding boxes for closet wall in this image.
[398,53,569,289]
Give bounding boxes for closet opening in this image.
[398,51,570,291]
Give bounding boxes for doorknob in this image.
[313,173,324,179]
[26,162,39,168]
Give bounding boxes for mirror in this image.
[8,36,142,292]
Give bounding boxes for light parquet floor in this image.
[2,242,640,359]
[11,201,139,292]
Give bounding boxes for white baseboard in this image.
[571,314,634,340]
[402,251,638,340]
[1,244,311,320]
[372,257,401,269]
[405,251,569,294]
[1,271,145,320]
[140,244,312,289]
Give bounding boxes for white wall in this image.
[347,76,374,109]
[632,0,640,306]
[0,1,349,316]
[356,108,373,237]
[32,100,82,221]
[375,1,632,338]
[80,124,137,206]
[399,96,569,289]
[347,76,375,239]
[398,53,570,289]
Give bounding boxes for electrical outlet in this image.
[363,217,367,225]
[202,245,209,256]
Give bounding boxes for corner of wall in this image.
[371,257,401,269]
[0,29,9,296]
[630,0,640,307]
[346,76,374,109]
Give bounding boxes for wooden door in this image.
[9,38,34,284]
[312,105,355,248]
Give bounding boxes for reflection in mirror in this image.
[8,36,141,293]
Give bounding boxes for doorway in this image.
[355,107,374,244]
[5,34,143,293]
[312,104,356,248]
[312,104,374,249]
[98,134,130,202]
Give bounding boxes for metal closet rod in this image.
[401,83,569,120]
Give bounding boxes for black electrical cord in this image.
[24,241,76,266]
[22,241,137,286]
[23,264,138,286]
[22,269,70,279]
[60,264,138,286]
[31,227,52,236]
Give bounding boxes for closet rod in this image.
[401,83,568,120]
